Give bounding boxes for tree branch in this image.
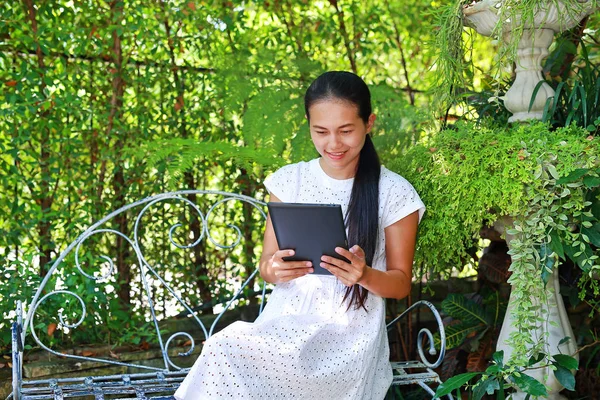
[383,0,415,105]
[276,1,303,56]
[5,47,214,74]
[22,0,56,275]
[328,0,357,74]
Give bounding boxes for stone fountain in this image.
[463,0,596,123]
[464,1,597,398]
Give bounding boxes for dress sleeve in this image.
[263,164,299,202]
[382,176,426,228]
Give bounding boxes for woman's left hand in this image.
[321,245,369,287]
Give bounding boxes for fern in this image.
[125,138,285,187]
[438,322,483,349]
[242,86,304,155]
[442,293,491,325]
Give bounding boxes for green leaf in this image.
[553,354,578,370]
[558,337,572,346]
[554,365,576,391]
[538,243,555,285]
[441,323,484,349]
[581,226,600,247]
[564,241,594,269]
[528,353,545,366]
[547,164,559,180]
[434,372,480,398]
[510,373,547,397]
[583,175,600,188]
[492,350,504,367]
[556,168,589,184]
[441,294,491,325]
[473,377,500,400]
[486,364,502,374]
[529,81,546,112]
[549,230,565,259]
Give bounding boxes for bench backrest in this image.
[15,190,269,376]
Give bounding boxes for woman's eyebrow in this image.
[312,123,356,129]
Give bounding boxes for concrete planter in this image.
[463,0,596,122]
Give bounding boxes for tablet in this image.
[267,202,350,276]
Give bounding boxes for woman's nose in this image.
[329,133,342,148]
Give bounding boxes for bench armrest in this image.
[386,300,446,369]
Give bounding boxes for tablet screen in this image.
[267,202,350,275]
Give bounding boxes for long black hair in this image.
[304,71,381,311]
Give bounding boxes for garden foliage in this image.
[0,0,437,351]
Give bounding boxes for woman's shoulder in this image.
[264,160,315,201]
[379,165,417,193]
[268,159,313,178]
[379,165,426,225]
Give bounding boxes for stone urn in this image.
[463,0,596,122]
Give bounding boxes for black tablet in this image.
[267,202,350,276]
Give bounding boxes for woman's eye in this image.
[316,131,327,135]
[341,130,352,134]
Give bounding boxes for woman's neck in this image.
[318,158,358,180]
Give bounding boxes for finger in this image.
[349,245,366,259]
[320,256,350,271]
[336,246,364,263]
[333,247,356,262]
[277,261,313,270]
[272,261,313,271]
[321,264,353,286]
[273,249,296,260]
[273,250,312,269]
[277,267,313,282]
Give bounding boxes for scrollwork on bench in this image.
[386,300,447,369]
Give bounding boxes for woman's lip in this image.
[326,151,346,160]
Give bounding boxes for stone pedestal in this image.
[493,217,577,399]
[497,270,577,399]
[503,28,555,122]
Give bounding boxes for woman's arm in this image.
[320,211,419,300]
[259,193,314,284]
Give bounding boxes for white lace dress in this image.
[174,158,425,400]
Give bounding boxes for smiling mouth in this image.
[326,151,346,156]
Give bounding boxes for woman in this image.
[175,71,425,400]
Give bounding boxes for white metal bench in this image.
[9,190,449,399]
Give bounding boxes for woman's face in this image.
[307,99,375,179]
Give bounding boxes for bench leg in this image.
[11,301,23,400]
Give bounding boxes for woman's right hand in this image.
[269,249,313,283]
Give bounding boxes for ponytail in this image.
[343,134,380,310]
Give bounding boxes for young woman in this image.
[174,71,425,400]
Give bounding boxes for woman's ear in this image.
[366,113,376,133]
